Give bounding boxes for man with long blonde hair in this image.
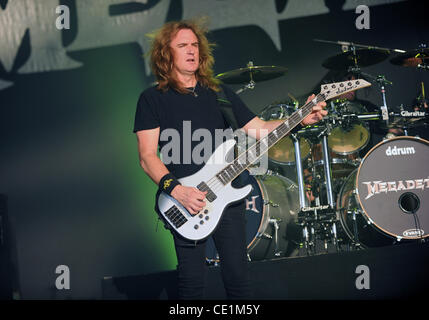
[134,19,327,299]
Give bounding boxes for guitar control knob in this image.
[194,225,199,229]
[204,209,208,214]
[205,216,209,221]
[199,220,204,225]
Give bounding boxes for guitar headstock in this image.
[320,79,371,101]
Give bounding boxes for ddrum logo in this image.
[385,145,415,156]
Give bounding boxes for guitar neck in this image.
[215,93,326,185]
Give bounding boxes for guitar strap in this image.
[215,87,240,131]
[215,87,252,189]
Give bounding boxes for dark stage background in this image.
[0,0,428,299]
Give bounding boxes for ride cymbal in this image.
[322,48,390,70]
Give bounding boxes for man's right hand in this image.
[170,185,207,215]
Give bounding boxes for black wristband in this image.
[159,173,181,195]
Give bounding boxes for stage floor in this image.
[102,241,429,300]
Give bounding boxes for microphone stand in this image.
[376,75,392,125]
[348,65,392,126]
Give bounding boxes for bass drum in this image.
[206,173,302,263]
[337,136,429,247]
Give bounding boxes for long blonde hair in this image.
[148,19,220,94]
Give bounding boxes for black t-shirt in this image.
[133,83,256,180]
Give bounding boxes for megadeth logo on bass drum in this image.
[361,178,429,200]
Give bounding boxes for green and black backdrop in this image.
[0,0,428,299]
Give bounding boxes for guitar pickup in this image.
[197,182,217,202]
[165,205,187,228]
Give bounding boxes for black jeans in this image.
[172,200,251,300]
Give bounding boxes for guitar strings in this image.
[202,82,370,196]
[202,93,325,195]
[203,94,322,194]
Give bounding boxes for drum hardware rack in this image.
[343,208,364,251]
[293,129,340,256]
[209,47,429,264]
[258,193,284,258]
[245,217,283,261]
[268,218,282,257]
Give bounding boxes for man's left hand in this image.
[301,94,328,126]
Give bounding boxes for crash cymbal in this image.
[390,48,429,67]
[216,65,288,84]
[322,48,390,70]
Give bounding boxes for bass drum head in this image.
[206,173,302,263]
[337,169,395,248]
[356,136,429,241]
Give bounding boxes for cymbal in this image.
[216,65,288,84]
[390,48,429,67]
[322,48,390,70]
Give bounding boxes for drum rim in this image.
[246,173,299,252]
[246,176,270,252]
[262,104,311,164]
[269,156,308,166]
[336,169,366,245]
[268,138,311,165]
[356,135,429,240]
[313,158,359,166]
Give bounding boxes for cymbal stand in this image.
[235,61,256,95]
[417,43,429,71]
[235,79,255,95]
[318,127,335,208]
[398,105,410,136]
[291,133,307,209]
[318,124,340,252]
[294,122,340,255]
[376,75,392,124]
[292,133,315,255]
[349,66,392,125]
[313,39,406,54]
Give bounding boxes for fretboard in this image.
[215,93,325,185]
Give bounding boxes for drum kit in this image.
[206,41,429,264]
